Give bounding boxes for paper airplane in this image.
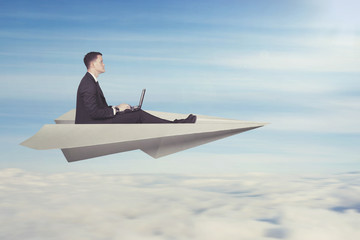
[20,109,267,162]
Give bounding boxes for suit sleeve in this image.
[79,81,115,120]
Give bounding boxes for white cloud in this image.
[204,49,359,72]
[312,0,360,32]
[262,110,360,133]
[1,168,360,240]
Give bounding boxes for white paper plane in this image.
[20,109,267,162]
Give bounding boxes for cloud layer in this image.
[1,168,360,240]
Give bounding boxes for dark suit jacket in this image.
[75,72,115,124]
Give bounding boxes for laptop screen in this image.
[138,89,146,108]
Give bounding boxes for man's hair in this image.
[83,52,102,69]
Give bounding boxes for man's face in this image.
[92,55,105,74]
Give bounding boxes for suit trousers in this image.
[111,110,173,124]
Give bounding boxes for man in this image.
[75,52,196,124]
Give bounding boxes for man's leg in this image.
[111,110,173,123]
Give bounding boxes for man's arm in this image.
[80,82,114,119]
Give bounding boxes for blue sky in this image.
[0,0,359,174]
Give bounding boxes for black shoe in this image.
[188,114,197,123]
[174,114,197,123]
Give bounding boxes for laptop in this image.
[121,88,146,113]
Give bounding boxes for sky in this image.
[0,0,359,239]
[0,0,359,174]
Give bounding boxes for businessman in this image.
[75,52,196,124]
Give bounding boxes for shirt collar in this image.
[88,71,98,82]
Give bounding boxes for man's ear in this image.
[89,61,95,69]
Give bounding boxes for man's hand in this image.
[116,103,131,111]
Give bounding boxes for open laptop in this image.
[121,88,146,113]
